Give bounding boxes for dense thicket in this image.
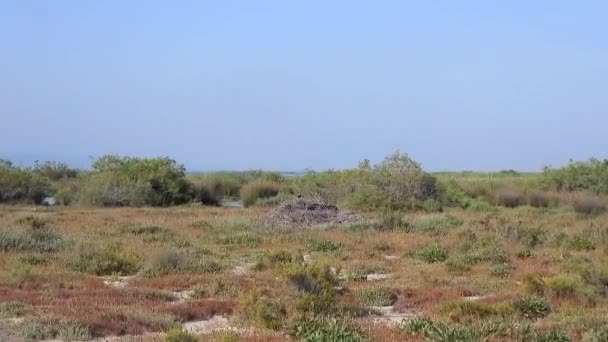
[542,159,608,194]
[290,151,439,211]
[78,155,191,206]
[0,159,52,204]
[1,154,607,211]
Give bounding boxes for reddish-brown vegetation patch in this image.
[393,287,472,312]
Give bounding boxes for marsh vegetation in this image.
[1,153,608,341]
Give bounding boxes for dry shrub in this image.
[161,299,235,322]
[496,190,523,208]
[393,287,471,312]
[130,274,213,291]
[68,244,140,276]
[240,181,281,207]
[29,288,177,336]
[572,195,606,215]
[358,322,412,342]
[527,191,552,208]
[20,289,231,337]
[84,309,175,336]
[189,181,221,206]
[262,197,362,227]
[0,289,45,306]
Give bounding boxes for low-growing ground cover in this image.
[1,202,608,341]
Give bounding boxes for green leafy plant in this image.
[416,244,448,263]
[512,296,550,319]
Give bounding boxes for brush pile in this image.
[263,197,362,227]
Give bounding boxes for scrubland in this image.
[1,154,608,341]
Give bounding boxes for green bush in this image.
[512,296,550,319]
[18,254,50,266]
[348,152,439,211]
[240,181,281,207]
[77,172,150,206]
[290,317,366,342]
[544,274,584,299]
[0,302,26,318]
[516,247,533,259]
[281,263,339,315]
[403,316,477,341]
[52,178,80,205]
[446,258,472,273]
[295,289,337,316]
[568,236,595,251]
[0,225,65,253]
[378,211,410,231]
[310,239,342,253]
[78,155,191,206]
[490,263,513,277]
[460,237,509,265]
[355,288,397,306]
[143,250,223,277]
[32,161,78,181]
[442,301,500,323]
[253,250,299,271]
[68,244,140,276]
[437,181,473,208]
[542,159,608,194]
[536,331,571,342]
[403,316,435,334]
[416,244,448,263]
[0,160,51,204]
[522,273,545,295]
[18,319,91,341]
[164,327,199,342]
[410,214,463,235]
[240,289,287,330]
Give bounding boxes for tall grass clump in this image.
[240,181,281,207]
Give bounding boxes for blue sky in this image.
[1,1,607,171]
